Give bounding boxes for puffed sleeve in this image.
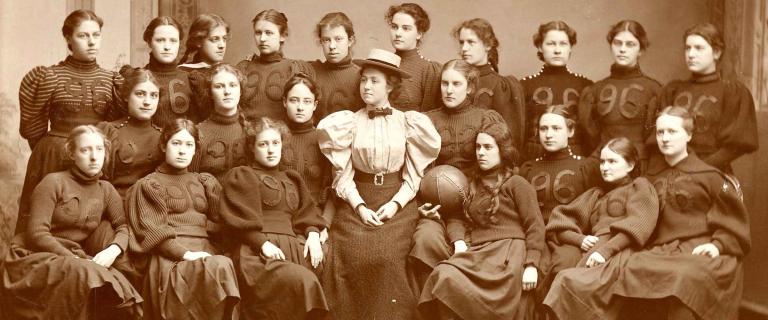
[126,176,188,260]
[19,66,57,149]
[506,176,545,268]
[26,174,77,257]
[596,178,659,259]
[187,69,211,121]
[421,60,442,112]
[291,59,316,80]
[546,188,603,247]
[577,84,600,150]
[101,181,130,251]
[97,121,120,181]
[197,172,223,232]
[286,170,327,236]
[317,110,362,207]
[708,175,751,257]
[108,71,127,121]
[391,111,441,207]
[704,81,758,169]
[504,75,526,149]
[219,166,267,249]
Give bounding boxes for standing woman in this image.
[219,117,328,319]
[385,2,442,112]
[237,9,312,122]
[317,49,441,319]
[309,12,364,120]
[453,18,525,148]
[18,9,125,234]
[660,23,757,173]
[190,63,249,180]
[2,125,141,319]
[521,21,593,160]
[579,20,661,168]
[418,118,544,320]
[126,119,240,319]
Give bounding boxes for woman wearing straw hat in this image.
[317,48,441,319]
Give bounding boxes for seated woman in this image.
[2,125,141,319]
[418,118,544,320]
[219,116,328,319]
[613,106,750,320]
[126,119,240,320]
[543,137,660,320]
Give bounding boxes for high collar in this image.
[646,149,719,175]
[255,51,283,63]
[64,55,99,71]
[541,64,569,75]
[323,53,353,68]
[251,161,279,172]
[690,72,720,84]
[604,175,632,191]
[287,119,315,133]
[208,111,239,125]
[609,64,643,79]
[477,63,495,76]
[541,147,574,161]
[146,54,178,73]
[396,49,419,60]
[126,116,153,128]
[443,99,473,115]
[365,101,393,111]
[157,162,188,175]
[69,166,101,184]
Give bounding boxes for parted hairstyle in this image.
[204,63,246,108]
[161,118,200,151]
[253,9,289,41]
[119,67,159,101]
[602,137,640,178]
[359,65,403,101]
[533,20,577,62]
[180,13,230,64]
[64,125,111,162]
[441,59,480,102]
[62,10,103,51]
[540,104,577,131]
[143,16,184,44]
[657,105,695,135]
[316,12,355,40]
[282,73,321,102]
[607,20,649,50]
[452,18,500,72]
[386,3,431,43]
[684,23,725,60]
[244,117,291,163]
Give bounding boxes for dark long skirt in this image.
[322,177,419,320]
[234,233,328,320]
[418,238,536,320]
[409,217,451,294]
[143,236,240,320]
[17,135,70,234]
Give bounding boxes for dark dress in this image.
[282,120,333,225]
[219,164,329,319]
[307,55,364,121]
[179,62,213,121]
[236,52,313,122]
[391,49,442,113]
[474,64,526,149]
[144,55,199,126]
[190,111,249,180]
[99,117,163,196]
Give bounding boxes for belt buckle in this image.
[374,172,385,186]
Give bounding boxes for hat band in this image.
[368,58,399,69]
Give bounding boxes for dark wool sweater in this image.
[391,49,442,113]
[521,64,593,159]
[659,72,758,172]
[190,111,248,180]
[308,55,364,120]
[236,52,313,122]
[474,64,526,149]
[545,176,659,260]
[99,117,163,196]
[282,120,332,205]
[145,55,198,126]
[179,64,212,122]
[19,56,125,148]
[219,164,326,250]
[645,152,751,257]
[26,168,129,257]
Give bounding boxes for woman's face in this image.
[254,19,284,55]
[360,68,391,107]
[201,25,228,64]
[149,25,180,64]
[655,114,691,159]
[476,132,501,171]
[441,68,470,108]
[67,20,102,61]
[253,128,282,168]
[127,80,160,121]
[284,83,317,124]
[70,132,105,176]
[538,113,573,152]
[685,35,719,74]
[389,12,421,51]
[210,70,240,115]
[164,129,195,169]
[611,30,642,67]
[600,147,634,183]
[459,28,489,66]
[320,25,353,64]
[539,30,571,67]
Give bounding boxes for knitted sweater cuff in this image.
[559,231,585,247]
[158,238,188,261]
[525,249,542,269]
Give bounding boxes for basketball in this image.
[419,165,469,214]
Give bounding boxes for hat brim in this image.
[353,59,412,79]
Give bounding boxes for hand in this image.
[522,266,538,291]
[585,252,606,268]
[418,203,442,220]
[581,235,599,251]
[376,202,399,221]
[303,232,324,268]
[319,228,329,245]
[91,244,121,268]
[261,241,286,260]
[356,205,383,227]
[182,251,212,261]
[453,240,468,255]
[692,243,720,258]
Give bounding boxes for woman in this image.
[2,125,141,319]
[18,9,124,234]
[178,13,230,121]
[659,23,757,173]
[614,106,750,319]
[418,118,544,320]
[453,18,525,149]
[126,119,240,319]
[219,117,328,319]
[543,137,660,320]
[579,20,661,168]
[237,9,312,122]
[100,67,163,196]
[317,48,441,319]
[190,63,249,180]
[308,12,364,120]
[521,21,593,160]
[385,3,441,112]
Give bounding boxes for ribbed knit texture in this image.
[19,56,125,147]
[99,117,162,196]
[282,120,331,205]
[26,167,129,256]
[474,64,525,149]
[236,52,313,122]
[179,64,212,122]
[190,111,248,179]
[145,55,198,127]
[309,55,364,120]
[391,49,442,112]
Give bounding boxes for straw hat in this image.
[353,48,412,79]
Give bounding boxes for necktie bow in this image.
[368,108,392,119]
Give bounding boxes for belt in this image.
[354,171,401,186]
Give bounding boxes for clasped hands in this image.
[356,202,399,227]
